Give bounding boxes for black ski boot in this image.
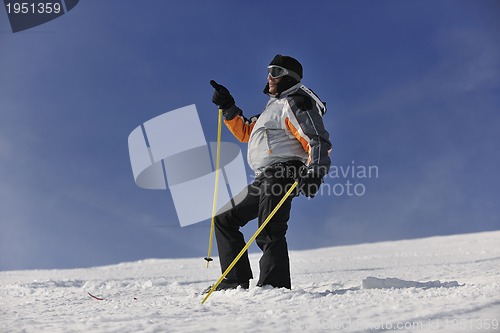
[202,279,249,294]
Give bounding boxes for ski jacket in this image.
[224,83,332,177]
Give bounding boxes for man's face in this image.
[268,75,281,95]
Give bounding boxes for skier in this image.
[206,54,331,292]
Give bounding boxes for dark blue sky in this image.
[1,1,499,270]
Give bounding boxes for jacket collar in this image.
[268,82,302,99]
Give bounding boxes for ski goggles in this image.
[267,65,301,81]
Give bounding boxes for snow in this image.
[361,277,463,289]
[1,231,499,333]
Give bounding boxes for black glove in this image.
[210,80,235,110]
[284,160,308,181]
[299,172,323,198]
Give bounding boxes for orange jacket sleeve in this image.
[224,114,257,143]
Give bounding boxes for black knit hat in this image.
[269,54,303,80]
[264,54,303,96]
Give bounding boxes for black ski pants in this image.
[214,168,296,289]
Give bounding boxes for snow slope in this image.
[1,231,499,333]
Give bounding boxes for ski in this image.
[87,292,138,301]
[87,292,106,301]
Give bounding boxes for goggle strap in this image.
[287,70,302,82]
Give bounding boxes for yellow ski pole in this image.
[201,181,298,304]
[205,108,223,268]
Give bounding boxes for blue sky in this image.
[1,1,499,270]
